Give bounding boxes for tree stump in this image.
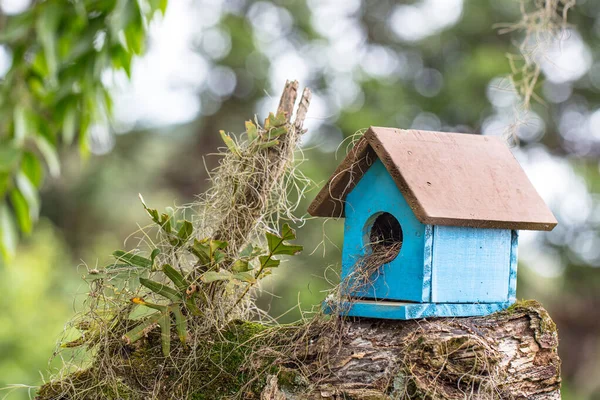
[263,300,560,399]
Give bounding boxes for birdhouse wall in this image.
[430,226,519,303]
[342,159,431,303]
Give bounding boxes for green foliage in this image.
[114,198,302,357]
[218,111,289,155]
[123,265,201,356]
[0,0,168,260]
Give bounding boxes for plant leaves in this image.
[231,259,250,273]
[177,220,193,243]
[158,312,171,356]
[219,130,240,157]
[171,305,187,346]
[62,106,77,145]
[0,203,18,260]
[139,277,181,302]
[33,135,60,177]
[122,312,161,345]
[258,255,280,269]
[113,250,153,268]
[0,143,21,173]
[131,297,168,312]
[189,239,211,265]
[245,120,258,142]
[233,271,256,283]
[162,264,188,292]
[9,189,31,235]
[20,152,44,188]
[265,224,303,256]
[15,171,40,221]
[201,270,232,283]
[257,139,279,150]
[13,106,27,145]
[150,248,161,263]
[268,126,287,139]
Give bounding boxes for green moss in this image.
[503,299,557,335]
[36,369,138,400]
[191,320,272,399]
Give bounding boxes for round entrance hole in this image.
[368,212,403,263]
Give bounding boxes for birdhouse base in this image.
[326,299,513,320]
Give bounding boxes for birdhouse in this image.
[308,127,557,319]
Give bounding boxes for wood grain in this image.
[265,301,561,399]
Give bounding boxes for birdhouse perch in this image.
[308,127,557,319]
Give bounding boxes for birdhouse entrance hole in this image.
[367,212,402,263]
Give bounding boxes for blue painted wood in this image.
[431,226,512,303]
[331,299,511,320]
[342,159,428,302]
[422,224,434,302]
[508,230,519,303]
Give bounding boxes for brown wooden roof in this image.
[307,127,557,231]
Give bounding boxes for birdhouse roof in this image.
[307,127,557,231]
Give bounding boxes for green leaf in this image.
[131,297,168,312]
[122,312,161,344]
[189,239,211,265]
[219,130,241,157]
[36,2,61,83]
[265,224,303,256]
[231,259,250,273]
[113,250,153,268]
[258,139,279,150]
[258,255,280,269]
[160,213,172,233]
[33,135,60,177]
[15,172,40,221]
[269,111,287,127]
[13,106,27,145]
[162,264,188,292]
[268,126,287,139]
[0,203,18,260]
[139,277,181,302]
[177,220,193,243]
[150,248,161,263]
[171,305,187,346]
[245,120,258,142]
[0,143,21,173]
[62,106,77,145]
[0,174,10,198]
[185,297,202,316]
[233,272,256,283]
[0,12,33,42]
[9,189,31,235]
[158,312,171,356]
[280,223,297,241]
[20,152,44,188]
[201,270,232,283]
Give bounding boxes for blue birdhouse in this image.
[308,127,557,319]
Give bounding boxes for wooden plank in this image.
[308,127,557,231]
[431,226,511,303]
[508,230,519,303]
[331,299,511,320]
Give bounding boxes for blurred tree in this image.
[0,0,167,260]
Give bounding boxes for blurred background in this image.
[0,0,599,399]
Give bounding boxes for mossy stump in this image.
[37,300,560,399]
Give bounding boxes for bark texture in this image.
[266,300,561,399]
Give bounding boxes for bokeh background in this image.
[1,0,599,399]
